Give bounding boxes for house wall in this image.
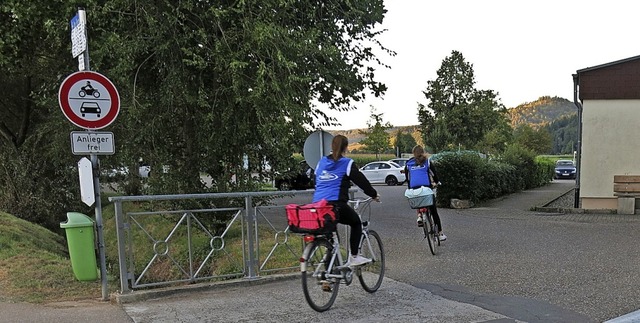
[580,99,640,208]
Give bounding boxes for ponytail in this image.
[332,135,349,160]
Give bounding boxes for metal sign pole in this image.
[319,130,325,159]
[91,153,108,300]
[77,7,108,300]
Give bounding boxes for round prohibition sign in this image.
[58,71,120,130]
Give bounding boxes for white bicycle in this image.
[299,197,385,312]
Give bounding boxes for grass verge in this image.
[1,196,300,303]
[0,211,117,303]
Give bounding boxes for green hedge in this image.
[430,149,554,207]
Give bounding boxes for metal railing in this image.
[109,190,348,294]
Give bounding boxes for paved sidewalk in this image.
[118,275,509,323]
[2,180,619,323]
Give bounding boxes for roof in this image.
[576,54,640,74]
[576,54,640,100]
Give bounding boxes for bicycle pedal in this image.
[321,281,332,292]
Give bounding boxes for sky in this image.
[322,0,640,130]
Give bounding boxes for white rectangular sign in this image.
[71,131,115,155]
[70,13,87,58]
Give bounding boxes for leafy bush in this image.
[431,151,486,204]
[431,148,553,207]
[498,143,549,190]
[534,157,556,184]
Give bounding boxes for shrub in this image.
[498,144,537,190]
[430,148,553,207]
[431,151,485,204]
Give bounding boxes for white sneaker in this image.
[439,233,447,241]
[346,255,371,266]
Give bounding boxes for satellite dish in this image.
[303,130,333,169]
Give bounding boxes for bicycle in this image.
[406,187,439,255]
[417,206,440,255]
[299,197,385,312]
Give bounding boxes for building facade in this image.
[575,55,640,210]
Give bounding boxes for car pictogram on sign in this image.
[80,102,101,117]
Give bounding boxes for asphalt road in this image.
[369,182,640,322]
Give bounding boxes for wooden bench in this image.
[613,175,640,214]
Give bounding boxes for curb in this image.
[111,273,299,304]
[533,187,617,214]
[532,206,618,214]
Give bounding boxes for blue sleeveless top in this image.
[406,157,431,188]
[312,156,353,202]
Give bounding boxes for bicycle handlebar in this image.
[347,196,377,211]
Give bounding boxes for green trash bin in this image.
[60,212,98,281]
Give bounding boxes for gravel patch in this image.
[544,188,578,208]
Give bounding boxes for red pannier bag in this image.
[286,199,337,234]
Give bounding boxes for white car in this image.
[104,164,152,178]
[360,161,406,186]
[388,158,410,168]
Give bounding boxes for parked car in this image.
[388,157,409,168]
[104,165,151,179]
[359,161,406,186]
[554,160,576,179]
[274,161,315,190]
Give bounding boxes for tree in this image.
[392,129,416,156]
[359,107,392,159]
[0,1,88,231]
[513,124,553,155]
[544,114,578,154]
[0,1,392,228]
[476,119,513,156]
[417,50,509,153]
[88,0,392,195]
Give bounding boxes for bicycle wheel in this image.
[301,239,340,312]
[357,230,385,292]
[424,212,437,255]
[420,210,430,238]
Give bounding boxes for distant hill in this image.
[507,96,577,129]
[329,96,578,154]
[329,126,420,144]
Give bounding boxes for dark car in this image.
[554,160,576,179]
[275,161,315,190]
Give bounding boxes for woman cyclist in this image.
[312,134,380,266]
[404,145,446,241]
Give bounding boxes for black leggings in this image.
[333,202,362,256]
[428,204,443,232]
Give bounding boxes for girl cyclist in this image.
[404,145,446,241]
[312,134,380,266]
